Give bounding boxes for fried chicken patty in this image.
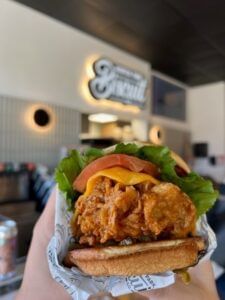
[73,178,196,246]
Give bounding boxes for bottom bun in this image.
[64,237,205,276]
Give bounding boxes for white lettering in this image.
[88,58,147,108]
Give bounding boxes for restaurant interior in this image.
[0,0,225,299]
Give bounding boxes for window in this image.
[152,76,186,121]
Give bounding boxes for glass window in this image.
[152,76,186,121]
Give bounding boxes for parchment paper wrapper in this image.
[47,189,217,299]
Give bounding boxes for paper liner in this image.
[47,189,217,299]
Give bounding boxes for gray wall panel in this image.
[0,95,81,168]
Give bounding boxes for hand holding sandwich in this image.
[17,143,219,299]
[16,189,219,300]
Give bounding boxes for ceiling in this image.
[14,0,225,86]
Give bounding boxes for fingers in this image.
[33,187,56,243]
[138,261,219,300]
[40,186,56,230]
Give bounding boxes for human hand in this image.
[138,260,219,300]
[16,188,71,300]
[16,188,219,300]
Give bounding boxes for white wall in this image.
[0,0,150,119]
[188,82,225,155]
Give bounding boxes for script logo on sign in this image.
[88,58,147,108]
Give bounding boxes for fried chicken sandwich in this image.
[55,143,218,276]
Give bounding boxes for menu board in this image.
[152,76,186,121]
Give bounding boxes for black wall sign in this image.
[88,58,147,108]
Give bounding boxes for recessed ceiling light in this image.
[88,113,118,124]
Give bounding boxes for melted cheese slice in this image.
[84,167,160,196]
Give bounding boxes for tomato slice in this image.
[175,165,188,177]
[73,154,159,193]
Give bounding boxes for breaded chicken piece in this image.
[143,183,196,238]
[73,178,196,246]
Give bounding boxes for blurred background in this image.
[0,0,225,299]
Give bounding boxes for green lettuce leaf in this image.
[54,150,84,210]
[83,147,104,165]
[55,148,104,211]
[55,143,218,216]
[114,143,140,155]
[115,143,218,217]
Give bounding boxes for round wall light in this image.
[25,104,54,133]
[34,109,51,127]
[149,125,164,145]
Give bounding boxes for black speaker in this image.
[193,143,208,157]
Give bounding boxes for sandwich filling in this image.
[72,167,196,246]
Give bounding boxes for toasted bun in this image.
[104,143,191,174]
[64,237,205,276]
